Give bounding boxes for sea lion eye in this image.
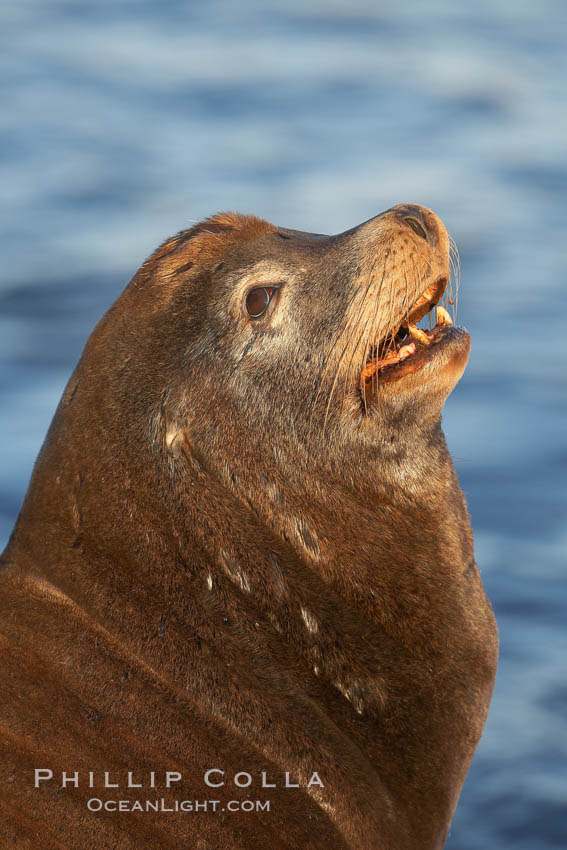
[245,286,276,319]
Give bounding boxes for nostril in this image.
[394,205,439,244]
[404,216,428,241]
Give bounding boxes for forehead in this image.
[154,213,340,292]
[230,233,336,279]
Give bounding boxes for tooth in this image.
[408,323,430,345]
[398,342,416,360]
[435,305,453,326]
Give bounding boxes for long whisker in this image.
[368,259,390,401]
[323,261,381,429]
[349,257,386,411]
[345,255,379,397]
[307,301,354,438]
[448,233,461,321]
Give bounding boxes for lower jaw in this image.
[360,326,467,405]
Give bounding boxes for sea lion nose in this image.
[392,204,442,246]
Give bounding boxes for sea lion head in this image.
[108,205,466,466]
[13,204,468,530]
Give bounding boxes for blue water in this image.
[1,2,566,847]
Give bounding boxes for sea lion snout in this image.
[344,202,449,253]
[390,203,445,247]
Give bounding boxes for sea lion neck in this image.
[159,391,464,584]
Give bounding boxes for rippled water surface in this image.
[1,2,566,847]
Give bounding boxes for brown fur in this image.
[0,206,498,849]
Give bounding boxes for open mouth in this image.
[360,276,452,404]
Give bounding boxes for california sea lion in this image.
[0,206,498,849]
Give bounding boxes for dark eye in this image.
[245,286,276,319]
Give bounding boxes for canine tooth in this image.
[408,323,430,345]
[435,305,453,326]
